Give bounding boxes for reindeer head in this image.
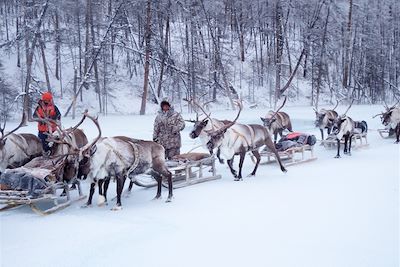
[261,96,287,129]
[190,119,209,139]
[373,100,399,127]
[381,110,393,126]
[314,109,327,127]
[184,96,213,139]
[332,116,346,135]
[206,100,243,154]
[260,113,275,128]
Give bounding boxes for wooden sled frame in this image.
[321,133,368,149]
[133,155,221,189]
[377,128,394,139]
[0,179,85,215]
[253,145,317,167]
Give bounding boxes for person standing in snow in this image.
[33,92,61,155]
[153,100,185,159]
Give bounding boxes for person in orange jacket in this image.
[33,92,61,153]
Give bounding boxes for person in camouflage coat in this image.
[153,100,185,159]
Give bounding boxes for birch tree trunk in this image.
[140,0,152,115]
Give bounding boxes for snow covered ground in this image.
[0,105,399,267]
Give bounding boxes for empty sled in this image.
[133,153,221,189]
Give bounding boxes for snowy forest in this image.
[0,0,399,118]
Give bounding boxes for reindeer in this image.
[260,97,293,143]
[206,101,287,181]
[80,120,173,210]
[0,114,42,174]
[45,115,90,180]
[314,100,339,140]
[186,98,230,163]
[331,100,356,158]
[374,101,400,143]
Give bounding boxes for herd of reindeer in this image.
[0,97,399,211]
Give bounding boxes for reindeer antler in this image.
[209,100,243,136]
[269,96,287,120]
[64,110,88,133]
[80,112,102,156]
[343,99,355,116]
[184,97,213,121]
[0,112,26,141]
[332,99,339,110]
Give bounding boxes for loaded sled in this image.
[253,132,317,166]
[0,156,85,215]
[133,152,221,189]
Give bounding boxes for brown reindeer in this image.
[260,97,293,143]
[0,113,42,173]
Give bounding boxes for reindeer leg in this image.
[266,137,287,172]
[217,148,224,164]
[103,178,110,203]
[274,132,278,144]
[249,150,261,176]
[97,179,106,206]
[396,124,400,143]
[152,172,162,200]
[163,170,173,202]
[236,152,245,181]
[320,128,324,140]
[112,175,125,211]
[82,182,96,207]
[335,139,341,158]
[348,135,352,156]
[227,157,238,179]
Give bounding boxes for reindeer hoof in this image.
[219,159,225,164]
[247,173,255,177]
[346,153,352,156]
[111,205,122,211]
[153,195,161,200]
[334,155,341,158]
[81,204,92,208]
[234,177,243,181]
[166,196,173,203]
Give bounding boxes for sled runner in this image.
[377,128,395,139]
[133,153,221,189]
[321,132,368,149]
[0,156,86,215]
[255,144,317,166]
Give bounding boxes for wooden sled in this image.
[0,155,86,215]
[321,133,369,149]
[133,153,221,189]
[253,145,317,167]
[377,128,395,139]
[0,179,85,215]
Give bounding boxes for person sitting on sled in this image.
[33,92,61,156]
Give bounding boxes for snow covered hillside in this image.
[0,105,399,267]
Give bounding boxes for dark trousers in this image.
[38,132,50,152]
